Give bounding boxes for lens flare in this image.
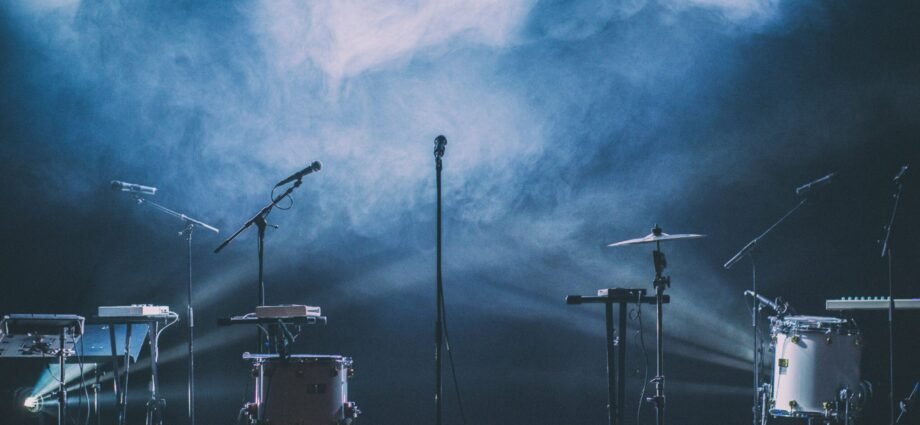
[23,395,42,413]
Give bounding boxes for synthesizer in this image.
[98,305,171,317]
[825,297,920,311]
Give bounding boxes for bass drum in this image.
[770,316,861,418]
[253,354,360,425]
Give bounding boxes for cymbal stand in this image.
[724,197,808,425]
[649,238,670,425]
[214,178,305,354]
[132,196,218,425]
[880,166,907,425]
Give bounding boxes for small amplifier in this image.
[254,305,321,318]
[98,305,171,317]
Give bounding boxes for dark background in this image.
[1,0,918,424]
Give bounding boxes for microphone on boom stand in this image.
[274,161,322,188]
[795,172,835,196]
[744,290,792,315]
[111,180,158,196]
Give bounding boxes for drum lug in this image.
[344,401,361,419]
[791,335,800,344]
[826,335,832,345]
[789,400,798,409]
[347,367,355,379]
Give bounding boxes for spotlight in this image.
[23,395,42,413]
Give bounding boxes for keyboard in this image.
[825,297,920,311]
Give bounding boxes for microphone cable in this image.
[440,291,469,425]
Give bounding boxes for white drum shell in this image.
[770,317,861,417]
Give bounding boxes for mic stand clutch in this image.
[129,196,218,425]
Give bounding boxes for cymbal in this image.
[607,225,706,247]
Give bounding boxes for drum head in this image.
[774,315,856,335]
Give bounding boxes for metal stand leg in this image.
[146,321,163,425]
[617,303,627,424]
[752,255,760,425]
[58,329,67,425]
[652,282,666,425]
[121,324,133,425]
[183,223,197,425]
[649,243,669,425]
[94,368,101,425]
[256,359,265,421]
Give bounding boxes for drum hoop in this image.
[772,315,857,335]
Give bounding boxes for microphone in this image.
[894,164,909,183]
[111,180,157,196]
[434,135,447,158]
[795,172,836,196]
[274,161,322,188]
[744,290,788,314]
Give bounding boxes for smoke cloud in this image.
[2,0,916,423]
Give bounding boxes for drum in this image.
[244,354,360,425]
[769,316,861,418]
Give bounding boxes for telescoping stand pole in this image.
[434,135,447,425]
[881,164,908,425]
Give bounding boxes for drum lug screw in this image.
[789,400,798,409]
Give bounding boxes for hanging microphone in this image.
[894,164,909,183]
[111,180,157,196]
[274,161,322,188]
[795,172,836,196]
[744,290,788,314]
[434,135,447,158]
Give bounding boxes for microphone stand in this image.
[880,171,905,425]
[434,138,446,425]
[131,196,218,425]
[214,178,304,354]
[724,196,808,425]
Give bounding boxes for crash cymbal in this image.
[607,225,705,247]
